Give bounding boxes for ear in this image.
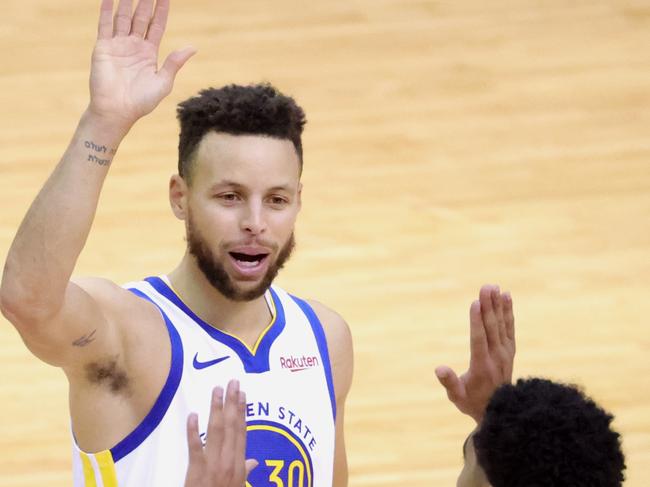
[297,182,303,211]
[169,174,189,220]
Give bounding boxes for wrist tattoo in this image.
[84,140,115,167]
[72,329,97,347]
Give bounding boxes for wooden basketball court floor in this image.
[0,1,648,485]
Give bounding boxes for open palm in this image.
[436,285,516,423]
[184,381,258,487]
[88,0,195,128]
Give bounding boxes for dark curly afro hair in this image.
[176,83,306,182]
[474,378,626,487]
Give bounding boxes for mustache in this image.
[221,239,279,251]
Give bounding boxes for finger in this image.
[503,292,515,342]
[479,285,499,350]
[204,386,225,460]
[221,381,241,466]
[159,47,197,87]
[145,0,170,47]
[469,299,488,363]
[492,287,507,345]
[113,0,133,36]
[185,413,205,485]
[131,0,154,37]
[245,459,259,477]
[435,366,464,404]
[186,413,203,462]
[503,292,515,380]
[233,389,249,482]
[97,0,114,40]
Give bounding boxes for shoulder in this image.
[72,276,158,320]
[305,300,352,351]
[305,299,353,400]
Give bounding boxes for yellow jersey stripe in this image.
[95,450,119,487]
[250,294,277,354]
[79,452,97,487]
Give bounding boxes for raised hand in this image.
[185,381,258,487]
[435,285,516,423]
[88,0,196,130]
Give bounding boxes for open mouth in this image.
[229,252,269,268]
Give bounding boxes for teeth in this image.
[237,259,260,268]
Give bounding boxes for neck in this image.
[167,253,272,343]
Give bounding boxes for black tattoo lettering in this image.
[84,140,115,166]
[84,140,115,154]
[87,154,112,166]
[72,329,97,347]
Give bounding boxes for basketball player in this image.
[457,378,626,487]
[436,286,625,486]
[0,1,352,486]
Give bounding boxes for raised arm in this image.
[0,0,195,367]
[435,285,516,423]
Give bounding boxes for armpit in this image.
[85,356,130,394]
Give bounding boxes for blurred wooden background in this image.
[1,1,649,485]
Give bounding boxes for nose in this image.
[240,200,267,235]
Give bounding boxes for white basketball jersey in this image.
[72,276,336,487]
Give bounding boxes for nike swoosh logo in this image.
[193,353,230,370]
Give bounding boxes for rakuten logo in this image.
[280,355,319,372]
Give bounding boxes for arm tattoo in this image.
[72,329,97,347]
[84,140,115,167]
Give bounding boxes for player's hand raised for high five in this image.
[88,0,196,130]
[435,285,516,423]
[185,381,258,487]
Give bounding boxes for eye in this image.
[216,192,241,203]
[267,195,289,207]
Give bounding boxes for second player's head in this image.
[170,83,306,301]
[457,378,626,487]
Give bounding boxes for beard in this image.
[186,214,295,302]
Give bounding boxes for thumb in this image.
[245,459,259,477]
[435,366,464,403]
[159,46,197,84]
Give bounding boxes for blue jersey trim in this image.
[109,288,184,462]
[144,276,285,374]
[247,419,313,454]
[289,296,337,421]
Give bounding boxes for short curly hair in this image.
[473,378,626,487]
[176,83,306,183]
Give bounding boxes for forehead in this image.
[192,131,301,187]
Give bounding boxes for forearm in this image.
[1,110,130,323]
[2,0,193,327]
